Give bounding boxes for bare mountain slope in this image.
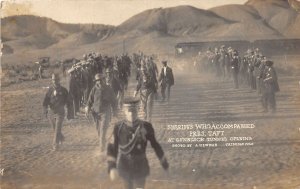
[284,14,300,37]
[210,4,261,22]
[49,32,104,49]
[117,6,231,36]
[1,15,115,53]
[245,0,300,36]
[210,4,283,39]
[5,34,57,51]
[1,1,299,60]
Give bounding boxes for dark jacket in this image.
[107,75,122,96]
[136,73,156,92]
[43,84,73,118]
[87,83,117,114]
[107,119,166,179]
[263,66,280,93]
[159,66,174,86]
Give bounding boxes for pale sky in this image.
[2,0,248,25]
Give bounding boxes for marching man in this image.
[107,97,169,189]
[43,73,73,151]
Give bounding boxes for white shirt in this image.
[163,66,167,76]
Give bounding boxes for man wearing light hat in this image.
[86,73,118,151]
[158,60,174,102]
[107,97,169,189]
[43,73,73,151]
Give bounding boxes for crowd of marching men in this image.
[64,52,164,118]
[42,47,279,188]
[195,45,280,113]
[43,50,174,152]
[42,51,172,187]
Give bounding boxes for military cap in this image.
[51,73,60,81]
[265,60,274,66]
[94,73,105,81]
[123,97,140,108]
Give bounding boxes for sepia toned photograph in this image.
[1,0,300,188]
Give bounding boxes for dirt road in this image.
[1,67,300,189]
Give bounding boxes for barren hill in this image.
[245,0,299,36]
[1,15,115,53]
[117,6,231,36]
[1,0,299,64]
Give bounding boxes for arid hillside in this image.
[1,0,299,65]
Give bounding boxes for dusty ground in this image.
[1,59,300,189]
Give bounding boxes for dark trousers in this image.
[232,70,239,89]
[225,65,231,78]
[122,177,146,189]
[92,109,111,151]
[257,78,263,94]
[161,83,171,101]
[261,91,276,112]
[249,71,256,90]
[72,94,80,114]
[48,112,65,148]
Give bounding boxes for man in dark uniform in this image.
[147,56,159,99]
[107,97,169,189]
[67,67,82,117]
[219,45,229,79]
[43,73,73,151]
[257,56,267,94]
[134,65,156,122]
[105,67,123,108]
[240,51,250,86]
[81,64,93,106]
[254,53,262,93]
[231,49,240,89]
[213,48,221,77]
[248,50,256,90]
[261,60,280,113]
[158,61,174,102]
[86,73,118,151]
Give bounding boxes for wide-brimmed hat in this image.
[94,73,104,81]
